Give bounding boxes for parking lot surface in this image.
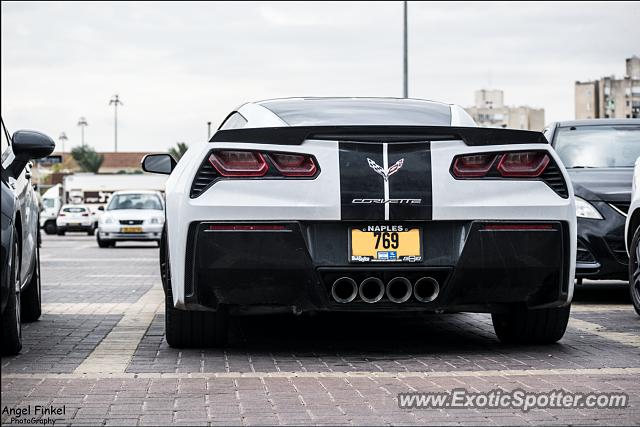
[2,234,639,426]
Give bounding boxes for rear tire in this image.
[2,233,22,355]
[57,229,65,236]
[492,304,571,344]
[44,221,57,235]
[161,228,227,348]
[87,226,95,236]
[21,244,42,322]
[628,227,640,316]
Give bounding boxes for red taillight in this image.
[207,224,289,231]
[496,151,549,177]
[452,154,498,177]
[209,150,268,177]
[82,213,89,217]
[270,153,317,177]
[59,213,66,217]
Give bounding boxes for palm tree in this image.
[169,142,189,161]
[71,145,104,173]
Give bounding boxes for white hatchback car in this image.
[56,204,96,235]
[96,190,164,248]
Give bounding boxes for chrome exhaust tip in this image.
[386,277,412,303]
[331,277,358,303]
[413,277,440,303]
[358,277,385,303]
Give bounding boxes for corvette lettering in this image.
[352,198,422,204]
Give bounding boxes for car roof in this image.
[253,97,454,127]
[110,190,162,195]
[552,118,640,127]
[256,96,451,107]
[61,204,89,209]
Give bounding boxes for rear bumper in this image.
[575,203,628,280]
[177,220,572,314]
[57,224,93,232]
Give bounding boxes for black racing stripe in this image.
[339,142,385,220]
[388,142,432,220]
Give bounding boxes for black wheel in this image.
[161,228,227,348]
[44,221,57,235]
[96,234,111,248]
[21,244,42,322]
[2,232,22,355]
[628,227,640,316]
[492,304,571,344]
[87,226,95,236]
[57,229,65,236]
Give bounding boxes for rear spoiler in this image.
[210,125,548,146]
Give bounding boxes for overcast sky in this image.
[2,1,639,152]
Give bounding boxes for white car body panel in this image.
[625,157,640,254]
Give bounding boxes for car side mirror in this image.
[142,154,176,175]
[98,205,105,211]
[8,130,56,178]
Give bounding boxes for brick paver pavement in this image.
[2,234,639,426]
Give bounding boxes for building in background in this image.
[32,151,149,186]
[575,55,640,119]
[465,89,545,131]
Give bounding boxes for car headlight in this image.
[102,216,114,224]
[575,197,603,219]
[150,217,164,224]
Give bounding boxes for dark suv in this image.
[1,118,55,354]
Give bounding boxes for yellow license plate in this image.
[350,226,422,262]
[120,226,143,233]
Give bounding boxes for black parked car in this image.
[545,119,640,281]
[1,119,55,354]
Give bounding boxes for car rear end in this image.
[165,126,575,317]
[56,205,93,233]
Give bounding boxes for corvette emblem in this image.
[367,158,404,182]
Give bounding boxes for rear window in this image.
[259,98,451,127]
[63,207,87,213]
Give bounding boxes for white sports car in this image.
[625,156,640,315]
[142,97,576,348]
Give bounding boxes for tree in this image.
[71,145,104,173]
[169,142,189,161]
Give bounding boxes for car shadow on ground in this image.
[219,280,635,354]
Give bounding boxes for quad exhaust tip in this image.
[413,276,440,303]
[386,277,412,303]
[331,277,358,303]
[359,277,385,303]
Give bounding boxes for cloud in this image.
[1,1,638,152]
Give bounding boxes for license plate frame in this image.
[349,225,422,263]
[120,226,143,233]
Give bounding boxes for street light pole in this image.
[109,94,123,152]
[58,132,68,153]
[403,1,408,98]
[77,117,88,146]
